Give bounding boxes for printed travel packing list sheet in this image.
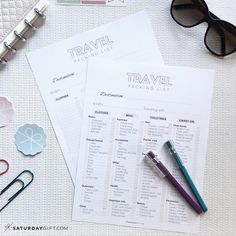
[27,11,163,183]
[72,59,215,233]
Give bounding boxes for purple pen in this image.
[145,151,202,215]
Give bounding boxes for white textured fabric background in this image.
[0,0,236,235]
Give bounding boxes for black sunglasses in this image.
[170,0,236,56]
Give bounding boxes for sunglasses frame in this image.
[170,0,236,56]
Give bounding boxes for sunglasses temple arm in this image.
[207,11,226,54]
[209,24,226,54]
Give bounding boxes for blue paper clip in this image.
[0,170,34,212]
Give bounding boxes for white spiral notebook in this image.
[0,0,48,65]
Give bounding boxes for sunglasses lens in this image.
[205,22,236,56]
[171,0,207,27]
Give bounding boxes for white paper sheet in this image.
[72,59,214,233]
[27,11,163,183]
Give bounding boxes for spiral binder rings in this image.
[0,0,48,65]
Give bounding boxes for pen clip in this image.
[165,140,176,154]
[144,152,165,178]
[165,140,184,167]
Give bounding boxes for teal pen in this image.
[165,140,208,212]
